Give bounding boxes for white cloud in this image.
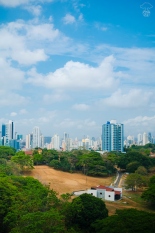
[95,23,108,31]
[15,110,57,131]
[27,56,119,90]
[0,19,69,65]
[24,5,42,16]
[49,16,53,22]
[63,13,83,25]
[123,115,155,136]
[63,13,76,24]
[55,118,96,129]
[124,115,155,126]
[26,23,60,41]
[19,109,28,114]
[78,13,84,22]
[94,45,155,83]
[0,58,24,90]
[12,49,48,65]
[72,104,90,111]
[100,89,153,108]
[0,0,31,7]
[0,91,29,106]
[10,112,17,117]
[43,92,69,103]
[0,0,54,7]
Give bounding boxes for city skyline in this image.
[1,120,154,152]
[0,0,155,137]
[1,120,154,141]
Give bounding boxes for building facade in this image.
[102,120,124,152]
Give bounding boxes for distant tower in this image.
[148,132,152,143]
[2,124,6,137]
[64,132,69,142]
[26,134,33,149]
[137,133,142,145]
[102,120,124,152]
[52,134,60,150]
[143,132,148,145]
[32,126,41,148]
[5,120,14,145]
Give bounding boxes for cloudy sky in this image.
[0,0,155,139]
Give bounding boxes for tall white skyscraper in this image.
[26,133,33,149]
[143,132,148,145]
[102,120,124,152]
[52,134,60,150]
[32,126,41,148]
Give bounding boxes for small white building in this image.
[73,185,122,202]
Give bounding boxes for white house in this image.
[73,185,122,202]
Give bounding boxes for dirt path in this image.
[29,165,113,195]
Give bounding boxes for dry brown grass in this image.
[27,165,155,216]
[29,165,113,196]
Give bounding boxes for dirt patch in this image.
[29,165,113,195]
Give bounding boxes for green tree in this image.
[141,175,155,207]
[1,176,61,232]
[0,146,16,160]
[65,193,108,232]
[125,173,148,191]
[33,153,44,165]
[118,151,153,170]
[0,159,21,176]
[126,161,140,173]
[10,209,66,233]
[135,166,148,175]
[92,209,155,233]
[11,151,33,171]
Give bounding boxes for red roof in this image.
[25,150,33,155]
[115,191,121,195]
[91,185,121,195]
[95,185,114,192]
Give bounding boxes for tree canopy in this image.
[65,193,108,232]
[141,175,155,207]
[92,208,155,233]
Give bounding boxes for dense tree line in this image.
[33,149,116,177]
[141,175,155,207]
[107,143,155,173]
[1,143,155,177]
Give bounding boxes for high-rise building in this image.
[2,120,14,145]
[102,120,124,152]
[137,133,143,145]
[32,126,41,148]
[143,132,148,145]
[1,124,6,137]
[26,133,33,149]
[148,132,152,143]
[51,134,60,150]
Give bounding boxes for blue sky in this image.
[0,0,155,139]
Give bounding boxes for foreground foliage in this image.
[65,193,108,233]
[141,175,155,207]
[92,208,155,233]
[0,158,155,233]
